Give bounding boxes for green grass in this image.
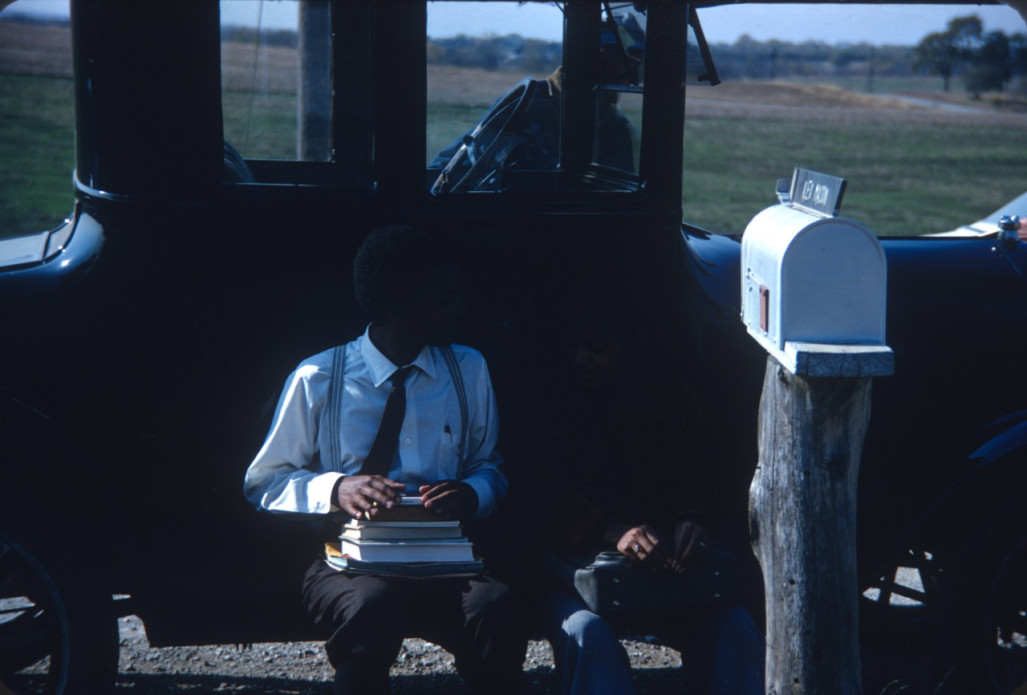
[786,74,948,94]
[682,117,1026,236]
[0,74,75,238]
[426,103,484,165]
[222,90,298,160]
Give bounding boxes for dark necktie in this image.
[358,365,415,477]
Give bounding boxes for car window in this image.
[686,3,1025,237]
[221,0,329,161]
[219,0,372,187]
[0,0,75,239]
[426,1,565,193]
[426,1,651,195]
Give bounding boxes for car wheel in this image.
[930,520,1027,695]
[0,506,118,694]
[975,532,1027,694]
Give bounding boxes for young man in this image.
[526,287,765,695]
[244,225,523,695]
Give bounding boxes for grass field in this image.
[0,73,75,237]
[1,19,1025,240]
[682,117,1025,236]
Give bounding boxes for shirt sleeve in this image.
[243,362,342,515]
[458,353,508,519]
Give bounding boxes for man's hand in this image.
[335,475,405,519]
[613,523,670,568]
[419,480,478,521]
[669,516,710,572]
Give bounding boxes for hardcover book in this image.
[324,542,484,578]
[340,536,475,563]
[342,519,463,541]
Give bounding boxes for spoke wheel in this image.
[979,534,1027,694]
[0,514,117,695]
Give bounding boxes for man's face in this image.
[400,262,466,347]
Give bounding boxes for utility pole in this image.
[298,1,332,161]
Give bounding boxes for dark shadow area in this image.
[109,666,706,694]
[114,673,332,694]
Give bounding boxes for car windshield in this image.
[426,1,717,194]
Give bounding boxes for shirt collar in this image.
[360,324,441,387]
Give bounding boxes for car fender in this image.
[904,411,1027,557]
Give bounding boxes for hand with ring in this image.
[335,474,404,520]
[614,524,668,567]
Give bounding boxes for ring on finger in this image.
[634,544,642,554]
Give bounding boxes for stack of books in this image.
[324,497,484,578]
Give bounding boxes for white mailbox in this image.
[741,174,893,377]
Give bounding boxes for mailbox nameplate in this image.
[790,168,847,218]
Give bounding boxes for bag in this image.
[544,546,742,626]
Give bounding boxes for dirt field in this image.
[684,80,1027,128]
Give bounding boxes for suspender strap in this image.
[324,344,347,472]
[440,346,469,462]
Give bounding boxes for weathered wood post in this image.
[741,170,894,695]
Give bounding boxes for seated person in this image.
[429,12,640,193]
[521,287,765,695]
[243,225,524,695]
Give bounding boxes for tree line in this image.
[913,15,1027,96]
[421,18,1025,98]
[709,37,913,82]
[211,13,1022,97]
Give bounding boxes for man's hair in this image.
[353,225,450,321]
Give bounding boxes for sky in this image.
[3,0,1025,46]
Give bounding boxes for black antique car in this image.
[0,1,1024,693]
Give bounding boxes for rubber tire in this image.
[928,515,1027,695]
[0,498,118,695]
[964,531,1027,695]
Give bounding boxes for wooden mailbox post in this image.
[742,170,894,695]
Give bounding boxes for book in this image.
[342,519,464,541]
[363,496,439,522]
[324,543,484,578]
[340,536,475,563]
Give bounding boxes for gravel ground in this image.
[112,615,934,694]
[114,615,686,694]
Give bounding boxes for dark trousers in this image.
[302,559,525,695]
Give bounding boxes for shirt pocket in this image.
[436,429,461,474]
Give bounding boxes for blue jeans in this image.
[542,590,764,695]
[693,603,765,695]
[542,590,638,695]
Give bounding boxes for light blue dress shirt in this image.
[244,327,507,519]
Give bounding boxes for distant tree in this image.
[1009,32,1027,78]
[914,15,983,91]
[963,63,1004,98]
[961,28,1026,97]
[969,30,1012,95]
